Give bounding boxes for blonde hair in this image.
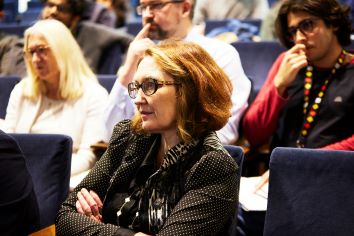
[132,40,232,143]
[23,19,97,100]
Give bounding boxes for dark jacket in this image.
[56,120,239,236]
[73,21,133,73]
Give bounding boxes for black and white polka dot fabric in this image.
[56,120,239,235]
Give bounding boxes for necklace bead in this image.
[296,49,346,148]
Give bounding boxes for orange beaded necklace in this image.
[296,49,346,148]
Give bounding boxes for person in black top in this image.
[0,130,40,235]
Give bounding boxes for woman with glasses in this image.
[242,0,354,191]
[56,41,239,236]
[0,19,108,189]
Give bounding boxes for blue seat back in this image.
[98,42,123,74]
[224,145,244,177]
[0,76,20,119]
[19,9,41,24]
[231,41,285,98]
[9,133,72,229]
[264,147,354,236]
[223,145,244,236]
[97,74,116,92]
[126,20,142,36]
[127,19,261,36]
[0,22,31,36]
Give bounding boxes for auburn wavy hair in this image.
[131,40,232,143]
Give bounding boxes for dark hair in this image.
[275,0,352,48]
[41,0,88,17]
[111,0,128,27]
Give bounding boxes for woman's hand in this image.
[76,188,103,222]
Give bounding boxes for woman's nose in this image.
[134,89,146,105]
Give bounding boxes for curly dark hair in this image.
[41,0,89,17]
[275,0,352,48]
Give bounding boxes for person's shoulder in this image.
[85,79,109,96]
[195,133,238,173]
[186,142,238,186]
[201,148,237,171]
[191,31,237,51]
[109,119,134,143]
[11,78,26,93]
[188,31,240,64]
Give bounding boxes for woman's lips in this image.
[140,111,153,119]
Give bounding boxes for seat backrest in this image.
[126,20,142,36]
[205,19,262,35]
[224,145,244,177]
[0,22,31,36]
[9,133,72,229]
[97,74,117,92]
[0,76,20,119]
[97,42,123,74]
[19,9,41,24]
[264,147,354,236]
[231,41,285,99]
[222,145,244,236]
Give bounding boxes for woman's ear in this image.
[181,0,192,18]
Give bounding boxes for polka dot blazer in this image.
[56,120,239,235]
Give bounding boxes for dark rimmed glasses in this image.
[24,45,50,58]
[44,1,71,14]
[136,0,184,16]
[288,18,318,41]
[128,78,180,99]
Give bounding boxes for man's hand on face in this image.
[274,43,308,96]
[118,23,156,87]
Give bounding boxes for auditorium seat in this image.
[231,41,285,102]
[0,76,20,119]
[264,147,354,236]
[9,133,72,229]
[97,74,117,92]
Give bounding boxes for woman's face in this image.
[133,56,178,135]
[26,33,60,84]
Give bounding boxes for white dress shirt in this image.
[104,30,251,144]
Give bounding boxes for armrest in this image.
[29,224,55,236]
[91,141,108,160]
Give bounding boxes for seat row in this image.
[9,131,354,235]
[0,74,117,119]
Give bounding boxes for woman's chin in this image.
[141,122,153,132]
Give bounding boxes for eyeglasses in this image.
[44,1,71,14]
[136,0,184,16]
[127,78,180,99]
[24,45,50,58]
[288,18,317,41]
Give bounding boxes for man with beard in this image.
[104,0,251,144]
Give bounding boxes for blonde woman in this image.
[1,19,108,189]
